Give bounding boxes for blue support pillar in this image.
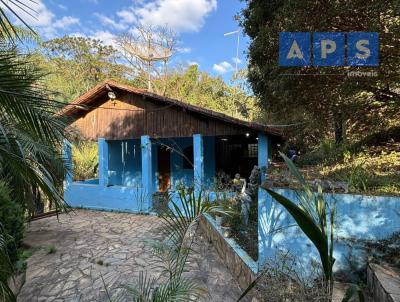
[141,135,153,210]
[193,134,204,192]
[98,138,109,186]
[258,133,269,182]
[63,140,73,185]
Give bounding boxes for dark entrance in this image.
[215,135,258,180]
[158,146,171,192]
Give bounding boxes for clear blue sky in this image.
[12,0,249,81]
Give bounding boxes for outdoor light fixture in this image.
[108,91,116,100]
[221,138,228,141]
[246,133,250,137]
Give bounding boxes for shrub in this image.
[0,181,25,263]
[72,141,98,181]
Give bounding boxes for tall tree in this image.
[241,0,400,148]
[115,25,176,95]
[163,64,261,121]
[39,36,130,101]
[0,1,74,300]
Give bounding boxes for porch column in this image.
[98,138,109,186]
[258,133,269,182]
[141,135,153,209]
[193,134,204,192]
[63,139,73,184]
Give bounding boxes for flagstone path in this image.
[18,209,242,302]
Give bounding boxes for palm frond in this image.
[0,0,36,42]
[122,271,158,302]
[0,223,15,302]
[0,38,71,212]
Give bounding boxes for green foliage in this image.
[0,181,25,263]
[45,245,56,255]
[241,251,329,302]
[322,150,400,195]
[113,189,225,301]
[255,152,364,302]
[240,0,400,149]
[0,224,15,302]
[163,65,261,121]
[72,141,98,181]
[0,40,70,213]
[0,5,70,301]
[38,36,130,102]
[14,248,34,274]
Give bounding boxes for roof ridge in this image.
[62,79,282,137]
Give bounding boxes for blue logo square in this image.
[347,32,379,66]
[279,32,311,66]
[313,32,345,66]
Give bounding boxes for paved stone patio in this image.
[18,209,242,302]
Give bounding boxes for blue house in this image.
[62,80,281,212]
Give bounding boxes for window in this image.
[247,144,258,158]
[183,146,193,169]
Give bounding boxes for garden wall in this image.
[64,182,150,212]
[199,214,257,290]
[258,188,400,273]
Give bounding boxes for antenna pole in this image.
[223,29,240,75]
[147,40,151,91]
[235,31,240,74]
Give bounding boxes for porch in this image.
[64,133,270,213]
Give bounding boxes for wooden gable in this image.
[69,90,257,140]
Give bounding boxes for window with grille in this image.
[247,144,258,158]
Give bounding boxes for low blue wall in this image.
[65,183,149,213]
[258,188,400,273]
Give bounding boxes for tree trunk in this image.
[334,113,346,145]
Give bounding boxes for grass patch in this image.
[269,146,400,196]
[45,245,57,254]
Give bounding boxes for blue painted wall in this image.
[65,183,147,212]
[108,139,142,186]
[204,136,215,189]
[258,188,400,273]
[66,135,217,211]
[98,138,109,186]
[141,135,153,209]
[106,137,215,190]
[257,133,268,182]
[170,137,194,189]
[155,136,215,190]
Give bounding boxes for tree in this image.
[240,0,400,149]
[39,36,130,101]
[0,2,72,300]
[115,25,176,95]
[163,64,261,121]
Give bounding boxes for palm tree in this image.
[0,223,14,301]
[0,0,71,211]
[112,189,226,301]
[0,2,72,300]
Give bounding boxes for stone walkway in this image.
[18,209,242,302]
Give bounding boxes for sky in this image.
[8,0,249,81]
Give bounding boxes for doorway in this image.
[157,146,171,192]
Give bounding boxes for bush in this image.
[72,141,98,181]
[0,181,25,263]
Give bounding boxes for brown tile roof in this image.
[60,79,282,137]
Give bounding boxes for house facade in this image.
[62,80,282,212]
